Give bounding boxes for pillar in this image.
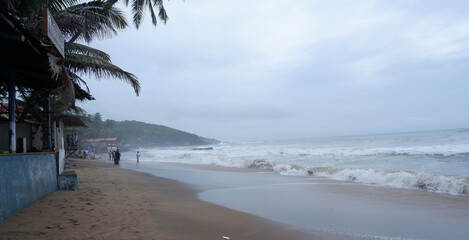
[8,71,16,153]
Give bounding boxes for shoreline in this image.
[120,159,469,240]
[0,158,316,240]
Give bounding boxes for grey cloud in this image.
[162,101,293,121]
[79,0,469,141]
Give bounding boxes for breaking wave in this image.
[269,162,469,195]
[140,148,469,196]
[135,129,469,196]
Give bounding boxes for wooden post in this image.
[47,98,52,150]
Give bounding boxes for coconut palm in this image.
[54,0,128,43]
[54,1,141,95]
[4,0,168,30]
[3,0,169,104]
[5,0,142,97]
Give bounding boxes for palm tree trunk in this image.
[67,27,83,44]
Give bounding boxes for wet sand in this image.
[0,158,315,240]
[121,161,469,240]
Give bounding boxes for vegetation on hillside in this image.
[78,113,219,148]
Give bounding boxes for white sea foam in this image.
[133,129,469,196]
[241,159,469,195]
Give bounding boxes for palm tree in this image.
[4,0,169,99]
[104,0,168,29]
[3,0,168,29]
[55,0,128,43]
[3,0,146,101]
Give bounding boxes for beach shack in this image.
[0,9,84,222]
[83,137,120,154]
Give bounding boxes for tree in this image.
[4,0,168,30]
[3,0,169,102]
[103,119,116,137]
[92,112,103,137]
[51,0,141,96]
[105,0,168,29]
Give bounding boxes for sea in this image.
[126,128,469,196]
[119,128,469,239]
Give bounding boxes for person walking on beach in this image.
[114,149,121,165]
[66,135,71,149]
[136,151,140,163]
[73,134,78,148]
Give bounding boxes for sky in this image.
[78,0,469,142]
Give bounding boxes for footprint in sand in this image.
[69,219,80,226]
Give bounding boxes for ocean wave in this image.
[217,156,469,195]
[247,159,273,169]
[135,144,469,196]
[268,163,469,195]
[275,144,469,158]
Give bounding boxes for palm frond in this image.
[148,1,157,26]
[131,0,145,29]
[65,52,140,96]
[65,42,111,61]
[153,0,168,24]
[55,1,128,42]
[68,71,90,92]
[9,0,79,21]
[48,0,80,14]
[127,0,167,28]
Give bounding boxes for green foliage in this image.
[80,113,219,147]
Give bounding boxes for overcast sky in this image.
[78,0,469,142]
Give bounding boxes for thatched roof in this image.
[53,114,88,127]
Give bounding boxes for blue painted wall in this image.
[0,153,57,222]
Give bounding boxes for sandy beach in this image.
[0,158,315,240]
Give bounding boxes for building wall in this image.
[54,121,65,175]
[0,124,7,152]
[0,123,33,152]
[16,123,31,153]
[0,153,57,222]
[31,124,43,151]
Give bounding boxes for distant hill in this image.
[110,120,219,148]
[77,113,219,148]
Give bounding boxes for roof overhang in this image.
[0,10,58,90]
[54,114,88,127]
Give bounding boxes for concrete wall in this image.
[54,121,65,175]
[0,153,57,222]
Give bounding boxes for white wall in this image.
[53,121,65,174]
[0,123,32,152]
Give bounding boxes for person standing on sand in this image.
[136,151,140,163]
[114,149,121,165]
[66,135,71,149]
[72,134,76,145]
